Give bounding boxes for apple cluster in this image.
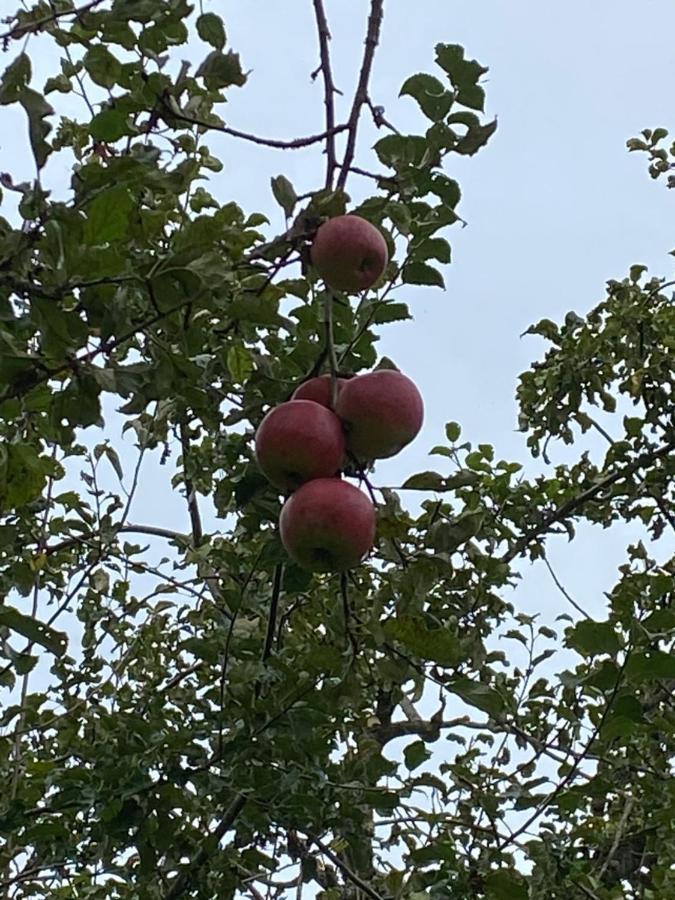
[254,214,424,574]
[255,370,424,573]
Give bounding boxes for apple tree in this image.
[0,2,673,899]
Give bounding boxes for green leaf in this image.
[0,605,67,657]
[429,174,461,209]
[454,119,498,156]
[90,107,130,142]
[445,421,461,442]
[0,53,32,105]
[485,870,528,900]
[196,50,246,89]
[197,13,227,51]
[371,302,411,325]
[435,43,489,111]
[402,262,445,288]
[625,651,675,683]
[567,620,622,657]
[447,677,506,717]
[414,237,452,264]
[83,45,122,89]
[384,616,462,666]
[20,89,54,170]
[227,345,253,383]
[400,73,453,122]
[271,175,297,218]
[402,471,445,491]
[84,187,135,244]
[403,740,431,771]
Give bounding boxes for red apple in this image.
[254,400,345,491]
[291,374,347,408]
[336,369,424,461]
[280,478,376,572]
[311,214,388,293]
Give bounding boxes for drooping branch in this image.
[336,0,385,190]
[311,0,338,187]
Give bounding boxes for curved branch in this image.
[336,0,385,189]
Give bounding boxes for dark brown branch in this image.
[162,794,247,900]
[311,0,338,187]
[0,0,105,42]
[503,439,675,563]
[336,0,385,190]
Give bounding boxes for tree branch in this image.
[162,794,247,900]
[336,0,385,190]
[309,835,384,900]
[0,0,105,42]
[311,0,338,187]
[161,97,349,150]
[503,439,675,562]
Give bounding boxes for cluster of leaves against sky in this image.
[0,1,672,899]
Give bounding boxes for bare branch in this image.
[311,0,338,187]
[336,0,385,190]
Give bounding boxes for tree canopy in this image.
[0,2,673,898]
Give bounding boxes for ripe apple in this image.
[336,369,424,461]
[254,400,345,491]
[310,214,388,293]
[291,374,347,408]
[280,478,376,572]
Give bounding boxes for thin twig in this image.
[336,0,385,190]
[542,553,593,620]
[311,0,337,187]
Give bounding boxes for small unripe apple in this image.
[280,478,376,572]
[311,214,388,293]
[336,369,424,461]
[254,400,345,491]
[291,374,347,408]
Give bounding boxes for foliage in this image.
[0,2,672,899]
